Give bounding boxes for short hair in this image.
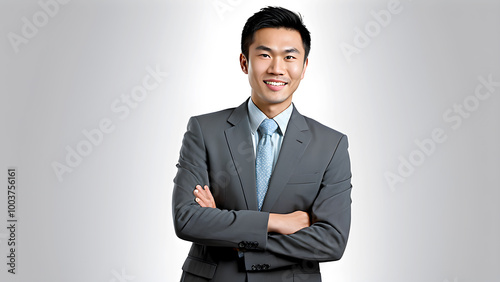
[241,6,311,63]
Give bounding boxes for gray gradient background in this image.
[1,0,499,281]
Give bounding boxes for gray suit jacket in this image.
[172,99,352,282]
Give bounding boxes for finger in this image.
[203,185,215,201]
[193,185,205,206]
[195,186,211,201]
[193,185,217,208]
[203,185,217,208]
[194,185,213,208]
[195,197,208,207]
[193,185,201,197]
[194,185,209,200]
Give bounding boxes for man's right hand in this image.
[267,211,310,235]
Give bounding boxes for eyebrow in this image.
[255,45,301,54]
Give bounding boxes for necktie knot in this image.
[258,119,278,136]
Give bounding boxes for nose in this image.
[267,58,285,75]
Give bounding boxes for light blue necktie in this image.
[256,119,278,211]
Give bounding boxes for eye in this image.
[285,55,296,60]
[259,54,271,58]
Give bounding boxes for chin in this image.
[269,95,292,104]
[261,91,288,100]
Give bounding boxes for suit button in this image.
[263,264,270,270]
[251,265,257,271]
[256,264,262,270]
[238,242,246,248]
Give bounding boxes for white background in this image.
[1,0,499,281]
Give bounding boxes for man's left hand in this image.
[193,185,216,208]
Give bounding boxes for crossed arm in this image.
[173,117,352,263]
[194,185,310,235]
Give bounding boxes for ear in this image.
[240,53,248,74]
[300,58,308,80]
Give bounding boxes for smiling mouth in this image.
[264,81,288,86]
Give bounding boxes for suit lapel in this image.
[225,100,258,210]
[261,107,311,211]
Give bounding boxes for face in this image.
[240,27,308,117]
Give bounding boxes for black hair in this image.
[241,6,311,63]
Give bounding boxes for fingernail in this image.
[195,198,200,202]
[194,189,198,193]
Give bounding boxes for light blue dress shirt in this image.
[247,98,293,170]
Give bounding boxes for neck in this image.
[251,98,292,119]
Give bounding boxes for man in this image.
[172,6,352,282]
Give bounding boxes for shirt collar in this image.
[247,98,293,136]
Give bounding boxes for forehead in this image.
[250,27,304,53]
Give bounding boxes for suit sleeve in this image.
[172,117,269,249]
[245,135,352,264]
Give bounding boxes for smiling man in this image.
[172,6,352,282]
[241,26,307,118]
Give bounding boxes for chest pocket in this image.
[277,173,320,211]
[287,173,319,185]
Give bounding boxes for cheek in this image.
[289,65,304,79]
[249,58,271,75]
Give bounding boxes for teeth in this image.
[264,81,286,86]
